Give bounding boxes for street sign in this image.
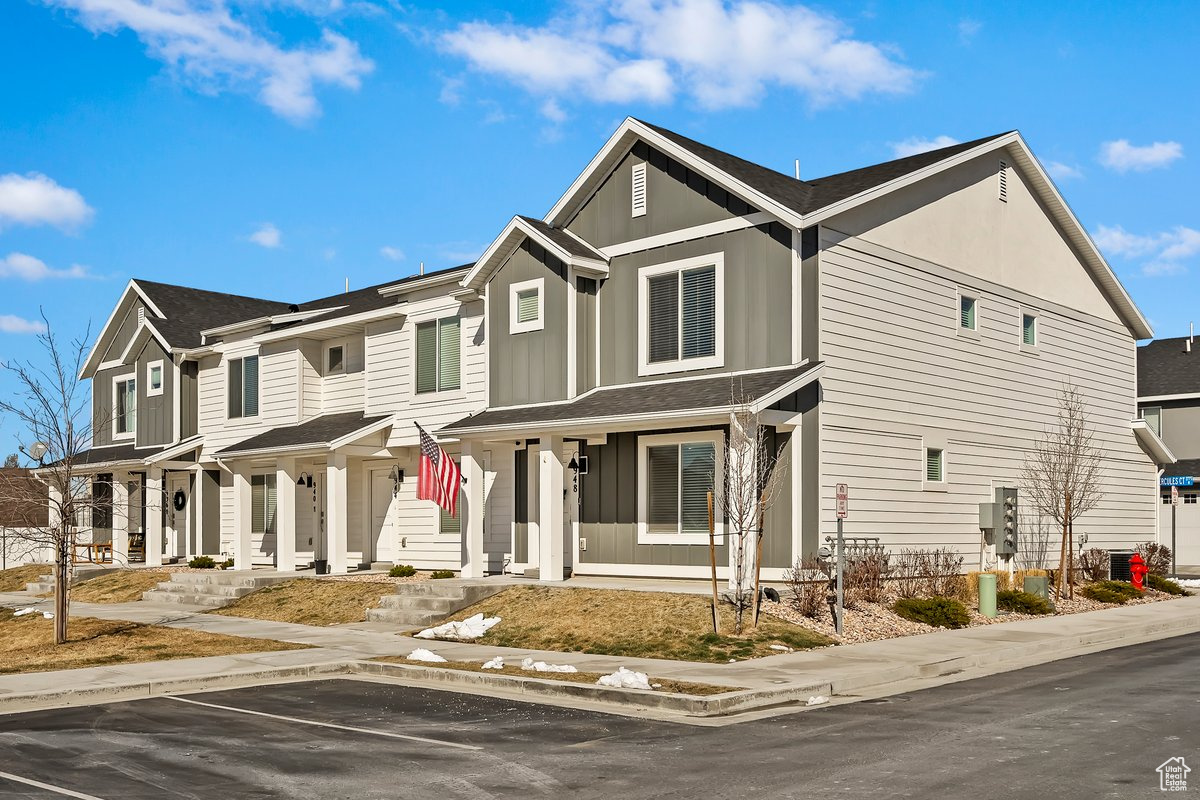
[1161,476,1195,487]
[836,483,848,519]
[1172,485,1181,507]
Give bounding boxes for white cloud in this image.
[1045,161,1083,180]
[889,135,959,158]
[248,223,282,248]
[440,0,920,117]
[1094,224,1200,276]
[0,315,47,334]
[0,173,93,231]
[379,245,405,261]
[957,19,981,43]
[0,252,89,280]
[46,0,374,122]
[1099,139,1183,173]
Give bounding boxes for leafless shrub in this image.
[889,547,964,599]
[891,549,925,599]
[1078,548,1110,582]
[1134,542,1173,577]
[844,548,890,607]
[784,555,831,619]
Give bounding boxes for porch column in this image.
[538,434,565,582]
[145,467,164,567]
[189,468,201,559]
[276,457,297,571]
[111,473,129,564]
[460,439,486,578]
[326,454,348,574]
[233,462,253,570]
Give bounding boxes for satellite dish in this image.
[27,442,49,461]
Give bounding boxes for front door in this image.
[370,470,395,564]
[166,474,189,560]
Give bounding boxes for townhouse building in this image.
[68,118,1166,582]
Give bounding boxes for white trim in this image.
[508,277,545,335]
[81,280,169,377]
[146,359,165,397]
[1133,419,1177,464]
[790,228,802,363]
[637,430,724,546]
[957,289,979,333]
[1138,392,1200,403]
[1019,308,1039,351]
[377,268,471,297]
[1141,405,1163,438]
[254,306,406,345]
[201,307,347,341]
[111,372,136,441]
[226,353,261,421]
[637,252,725,377]
[330,416,395,450]
[566,268,577,398]
[601,212,775,259]
[147,435,204,464]
[922,444,947,491]
[631,161,647,217]
[324,339,348,376]
[410,314,465,402]
[461,216,608,291]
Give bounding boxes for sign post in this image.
[835,483,848,635]
[1172,485,1180,577]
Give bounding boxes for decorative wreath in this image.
[172,489,187,511]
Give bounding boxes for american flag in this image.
[416,423,462,517]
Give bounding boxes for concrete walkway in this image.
[2,590,1199,717]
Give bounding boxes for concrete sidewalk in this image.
[2,590,1199,718]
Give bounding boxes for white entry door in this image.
[166,474,189,560]
[370,470,395,564]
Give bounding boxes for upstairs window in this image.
[1022,313,1037,346]
[228,355,259,419]
[960,295,977,330]
[326,344,345,375]
[416,317,461,394]
[1143,406,1162,437]
[638,254,724,376]
[147,360,164,396]
[509,278,545,334]
[631,162,647,217]
[114,375,136,437]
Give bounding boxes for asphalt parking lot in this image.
[1,634,1197,799]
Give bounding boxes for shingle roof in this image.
[135,280,292,349]
[1138,338,1200,397]
[636,120,1012,218]
[442,363,820,433]
[216,412,390,456]
[1161,458,1200,480]
[518,216,606,261]
[45,443,166,470]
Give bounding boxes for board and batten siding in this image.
[815,230,1157,560]
[135,338,174,447]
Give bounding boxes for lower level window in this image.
[252,474,277,536]
[640,432,720,542]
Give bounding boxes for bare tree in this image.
[1021,382,1104,598]
[1015,509,1054,572]
[712,391,789,634]
[0,314,103,644]
[3,454,17,468]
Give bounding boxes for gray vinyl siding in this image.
[816,229,1157,559]
[99,301,144,363]
[180,360,199,439]
[577,430,730,568]
[576,277,598,395]
[566,142,756,249]
[488,241,569,407]
[135,338,173,447]
[599,222,793,386]
[1142,400,1200,460]
[91,365,119,447]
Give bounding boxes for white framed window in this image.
[509,277,545,334]
[251,474,277,536]
[637,252,724,377]
[415,317,461,395]
[228,354,260,419]
[631,162,648,217]
[925,447,945,484]
[325,341,346,376]
[1186,493,1198,505]
[959,293,978,331]
[1021,313,1038,347]
[1143,406,1162,437]
[146,360,164,397]
[637,430,723,545]
[112,373,136,439]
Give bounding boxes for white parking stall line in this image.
[163,695,482,751]
[0,770,109,799]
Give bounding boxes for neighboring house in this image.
[443,117,1165,582]
[0,467,52,566]
[1137,336,1200,569]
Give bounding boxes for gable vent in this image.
[998,159,1009,203]
[137,306,146,326]
[631,162,647,218]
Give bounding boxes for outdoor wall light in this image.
[296,472,314,488]
[388,465,404,496]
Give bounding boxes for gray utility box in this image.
[979,486,1019,555]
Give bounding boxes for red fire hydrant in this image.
[1129,553,1149,591]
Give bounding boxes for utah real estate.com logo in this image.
[1157,757,1190,792]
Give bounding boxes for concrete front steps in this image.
[367,580,508,628]
[25,565,117,594]
[141,571,299,609]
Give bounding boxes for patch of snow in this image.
[596,667,652,690]
[520,657,577,673]
[407,648,447,663]
[12,607,51,619]
[806,695,829,706]
[1177,578,1200,588]
[481,656,505,670]
[769,644,793,652]
[414,613,501,641]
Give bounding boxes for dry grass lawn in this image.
[444,586,833,663]
[374,657,739,695]
[69,570,171,603]
[0,607,303,675]
[0,564,49,593]
[212,578,396,625]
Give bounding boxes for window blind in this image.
[243,356,259,417]
[1022,314,1036,346]
[680,442,715,534]
[516,288,539,323]
[960,296,976,329]
[648,273,679,363]
[415,321,438,393]
[681,266,716,359]
[438,318,461,391]
[646,444,680,533]
[251,475,266,534]
[926,449,943,482]
[229,359,242,418]
[441,468,461,533]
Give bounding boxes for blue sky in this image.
[0,0,1197,455]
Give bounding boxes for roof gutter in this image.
[1132,419,1177,465]
[379,269,471,298]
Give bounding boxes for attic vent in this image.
[998,159,1009,203]
[631,162,647,218]
[137,306,145,326]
